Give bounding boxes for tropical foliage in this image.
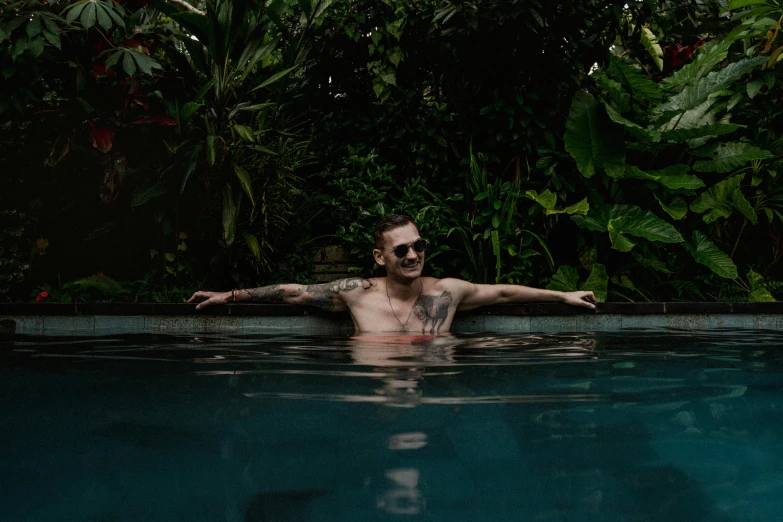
[2,0,783,302]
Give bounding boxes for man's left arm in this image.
[448,279,596,311]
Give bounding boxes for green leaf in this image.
[165,252,176,262]
[122,51,136,76]
[564,91,626,178]
[748,268,776,301]
[180,145,201,194]
[65,3,86,25]
[572,204,684,251]
[95,4,112,30]
[181,102,202,122]
[26,18,41,38]
[581,263,608,302]
[388,46,403,67]
[206,136,219,166]
[655,57,767,116]
[690,174,744,223]
[233,163,255,204]
[243,232,262,261]
[28,37,44,58]
[660,40,731,93]
[42,30,61,49]
[547,265,579,292]
[80,2,97,29]
[607,56,662,102]
[525,190,589,215]
[252,66,298,91]
[233,124,255,143]
[684,231,738,278]
[131,182,167,208]
[222,186,240,246]
[625,164,705,190]
[130,50,163,75]
[728,0,769,8]
[692,142,773,173]
[654,194,688,220]
[747,79,764,99]
[660,122,743,143]
[641,27,663,71]
[604,103,660,142]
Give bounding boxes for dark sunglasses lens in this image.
[393,245,408,258]
[413,239,427,252]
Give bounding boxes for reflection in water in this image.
[376,468,424,515]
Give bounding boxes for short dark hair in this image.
[373,214,418,249]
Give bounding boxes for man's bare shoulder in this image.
[426,277,471,291]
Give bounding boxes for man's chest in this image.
[347,290,456,334]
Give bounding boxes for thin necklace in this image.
[386,279,423,332]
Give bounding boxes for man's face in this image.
[373,223,425,283]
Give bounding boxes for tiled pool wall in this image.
[2,302,783,336]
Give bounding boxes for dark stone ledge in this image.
[1,302,781,316]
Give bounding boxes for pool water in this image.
[2,331,782,521]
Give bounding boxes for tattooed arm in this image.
[441,278,597,311]
[188,278,374,311]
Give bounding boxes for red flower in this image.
[92,62,117,78]
[88,121,114,153]
[97,272,105,276]
[35,291,49,302]
[664,40,706,72]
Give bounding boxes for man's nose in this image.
[405,246,418,259]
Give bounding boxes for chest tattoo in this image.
[412,291,453,334]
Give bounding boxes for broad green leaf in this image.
[596,73,631,113]
[222,186,240,246]
[65,3,86,25]
[388,46,403,67]
[42,30,61,49]
[564,91,625,178]
[655,57,767,115]
[28,37,44,58]
[692,142,773,173]
[130,50,163,75]
[654,194,688,220]
[104,49,122,70]
[641,27,664,71]
[80,2,97,29]
[524,190,588,215]
[607,56,662,102]
[243,232,262,261]
[26,18,41,38]
[632,250,672,273]
[180,145,201,194]
[625,164,705,190]
[546,265,579,292]
[581,263,608,302]
[690,175,741,223]
[747,79,764,99]
[131,182,166,208]
[233,163,255,204]
[233,124,255,142]
[748,268,776,301]
[561,198,590,216]
[684,231,738,278]
[122,51,136,76]
[181,102,202,122]
[252,66,298,91]
[660,40,730,93]
[95,3,111,30]
[572,205,684,251]
[604,103,660,141]
[660,122,743,143]
[206,135,219,166]
[728,0,769,7]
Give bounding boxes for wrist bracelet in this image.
[232,289,237,303]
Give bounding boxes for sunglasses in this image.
[390,239,428,258]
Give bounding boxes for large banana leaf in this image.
[654,57,766,116]
[684,231,738,279]
[564,92,625,178]
[659,40,731,93]
[607,56,662,102]
[623,165,705,190]
[524,189,589,215]
[604,103,661,142]
[690,174,757,224]
[692,142,773,173]
[571,205,684,252]
[546,265,579,292]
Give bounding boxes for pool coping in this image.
[2,302,782,336]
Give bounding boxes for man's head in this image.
[372,215,426,283]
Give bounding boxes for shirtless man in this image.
[188,214,596,334]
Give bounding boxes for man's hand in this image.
[562,291,597,310]
[188,291,231,310]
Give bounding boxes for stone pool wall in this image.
[2,302,783,336]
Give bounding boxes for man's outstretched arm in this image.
[448,279,597,311]
[188,278,373,311]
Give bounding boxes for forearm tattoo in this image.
[413,291,453,334]
[304,277,374,312]
[241,285,286,303]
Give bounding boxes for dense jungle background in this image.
[2,0,783,302]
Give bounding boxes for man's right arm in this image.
[188,278,373,311]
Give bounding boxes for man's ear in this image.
[372,249,385,266]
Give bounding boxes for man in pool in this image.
[188,214,596,334]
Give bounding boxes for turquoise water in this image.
[1,331,782,521]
